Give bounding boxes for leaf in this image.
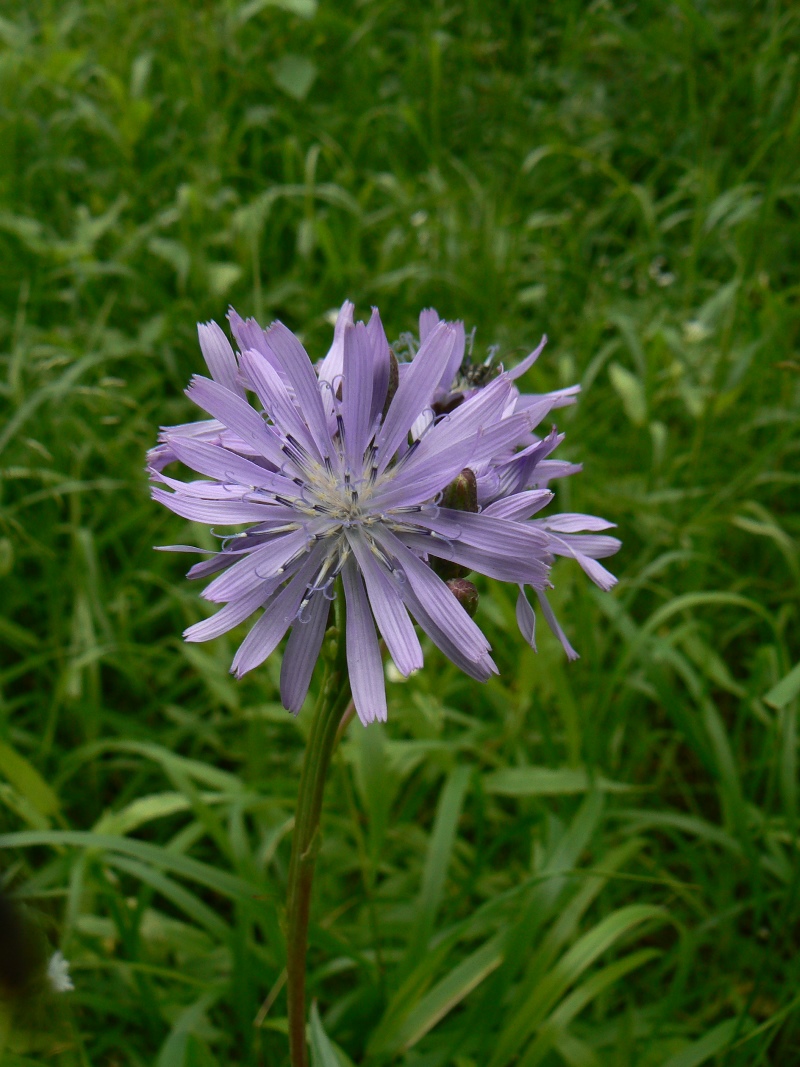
[235,0,317,24]
[354,721,393,864]
[206,262,242,298]
[107,855,231,940]
[0,741,60,818]
[75,740,245,792]
[401,765,471,973]
[642,592,775,635]
[659,1019,738,1067]
[179,645,241,712]
[309,1001,341,1067]
[764,662,800,709]
[94,791,193,836]
[379,935,505,1053]
[490,905,668,1067]
[156,990,221,1067]
[0,830,257,901]
[484,767,631,797]
[271,54,317,100]
[608,362,647,426]
[519,949,661,1067]
[704,187,760,233]
[0,782,51,830]
[147,237,191,286]
[695,279,741,333]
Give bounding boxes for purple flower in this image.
[149,304,619,724]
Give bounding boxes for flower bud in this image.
[441,467,478,513]
[447,578,479,618]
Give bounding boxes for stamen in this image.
[365,533,396,573]
[285,433,309,458]
[390,504,426,515]
[296,594,315,624]
[248,522,301,538]
[278,541,314,573]
[221,532,248,551]
[426,529,458,553]
[254,562,279,579]
[281,440,307,469]
[329,545,349,578]
[386,520,431,535]
[392,436,421,472]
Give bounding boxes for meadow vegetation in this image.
[0,1,799,1064]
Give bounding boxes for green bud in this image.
[441,467,478,513]
[447,578,479,618]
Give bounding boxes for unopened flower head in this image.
[149,303,620,724]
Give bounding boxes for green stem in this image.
[285,602,351,1067]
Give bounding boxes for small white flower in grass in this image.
[47,951,74,993]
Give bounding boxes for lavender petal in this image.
[342,322,373,467]
[536,588,579,661]
[185,376,286,468]
[239,349,322,461]
[373,528,492,663]
[317,300,354,386]
[202,526,321,604]
[366,307,391,424]
[185,585,271,642]
[165,436,299,496]
[262,322,335,461]
[516,586,537,650]
[539,514,617,533]
[198,322,244,397]
[231,552,322,676]
[280,592,330,713]
[375,321,457,471]
[506,334,547,381]
[151,487,276,525]
[346,531,423,676]
[342,558,388,725]
[483,489,553,520]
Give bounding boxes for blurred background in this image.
[0,1,798,1064]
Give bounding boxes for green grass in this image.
[0,0,799,1064]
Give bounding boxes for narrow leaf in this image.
[484,767,631,797]
[309,1002,341,1067]
[0,740,60,818]
[659,1019,738,1067]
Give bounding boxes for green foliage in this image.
[0,0,798,1064]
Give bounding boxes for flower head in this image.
[149,304,619,724]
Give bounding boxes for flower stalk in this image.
[285,596,351,1067]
